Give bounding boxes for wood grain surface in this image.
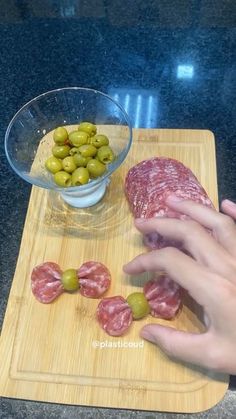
[0,129,228,412]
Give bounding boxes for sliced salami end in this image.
[96,296,133,336]
[143,276,182,320]
[31,262,64,304]
[77,261,111,298]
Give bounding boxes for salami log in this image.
[77,261,111,298]
[125,157,214,249]
[31,262,64,304]
[143,276,182,319]
[96,296,133,336]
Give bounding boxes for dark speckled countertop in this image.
[1,1,236,418]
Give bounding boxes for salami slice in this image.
[125,157,214,249]
[96,296,133,336]
[31,262,64,304]
[77,261,111,298]
[143,276,182,319]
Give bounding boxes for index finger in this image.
[166,195,236,256]
[123,247,221,306]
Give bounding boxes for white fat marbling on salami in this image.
[96,296,133,336]
[77,261,111,298]
[143,276,182,319]
[31,262,64,304]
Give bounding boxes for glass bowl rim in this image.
[5,86,133,192]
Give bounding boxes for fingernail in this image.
[140,327,157,344]
[166,194,183,203]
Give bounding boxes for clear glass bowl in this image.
[5,87,132,207]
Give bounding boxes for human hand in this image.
[123,196,236,374]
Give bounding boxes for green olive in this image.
[69,147,80,156]
[45,156,63,174]
[52,145,70,159]
[90,134,109,148]
[78,121,97,136]
[62,156,77,173]
[69,130,89,147]
[54,171,72,187]
[53,127,68,145]
[126,292,150,320]
[73,153,91,167]
[97,145,115,164]
[61,269,79,292]
[87,159,106,178]
[78,144,97,158]
[71,167,90,186]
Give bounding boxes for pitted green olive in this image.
[126,292,150,320]
[52,145,70,159]
[97,145,115,164]
[78,121,97,136]
[53,127,68,145]
[62,156,77,173]
[61,269,79,292]
[45,156,63,174]
[90,134,109,148]
[87,159,106,178]
[78,144,97,158]
[69,130,89,147]
[73,153,91,167]
[71,167,90,186]
[54,171,72,187]
[69,147,80,156]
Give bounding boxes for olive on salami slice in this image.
[31,260,111,303]
[126,292,150,319]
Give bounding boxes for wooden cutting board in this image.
[0,129,228,412]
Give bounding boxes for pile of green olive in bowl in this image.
[5,87,132,208]
[45,122,116,188]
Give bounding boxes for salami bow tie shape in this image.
[96,275,182,336]
[31,261,111,304]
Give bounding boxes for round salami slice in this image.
[96,296,133,336]
[143,276,182,319]
[77,261,111,298]
[31,262,64,304]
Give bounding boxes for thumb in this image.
[140,324,210,368]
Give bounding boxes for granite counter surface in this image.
[0,1,236,417]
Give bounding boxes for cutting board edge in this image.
[0,375,229,413]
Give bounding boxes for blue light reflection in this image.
[109,88,158,128]
[177,65,194,79]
